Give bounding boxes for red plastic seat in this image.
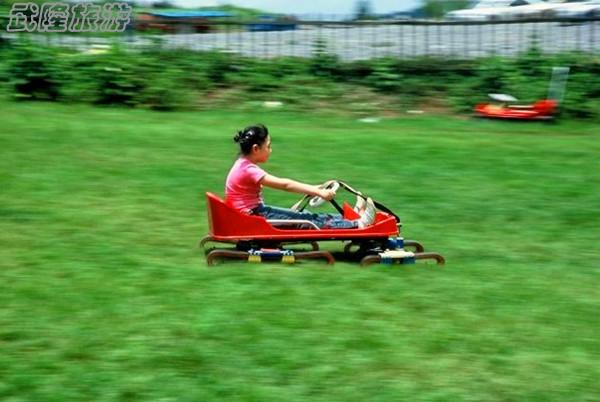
[205,192,399,242]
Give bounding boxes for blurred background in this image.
[0,0,599,116]
[0,0,598,116]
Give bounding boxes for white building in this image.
[445,0,592,20]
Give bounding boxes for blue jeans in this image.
[253,204,358,229]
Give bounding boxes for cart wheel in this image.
[360,255,381,266]
[296,250,335,265]
[206,249,249,266]
[403,240,424,253]
[200,236,239,250]
[414,252,445,265]
[198,235,214,249]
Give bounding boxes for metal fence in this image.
[3,17,599,59]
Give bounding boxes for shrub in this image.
[365,58,403,93]
[7,38,62,100]
[56,53,102,104]
[137,67,194,111]
[0,40,597,119]
[309,38,342,78]
[204,50,237,86]
[92,57,145,106]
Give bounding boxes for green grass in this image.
[1,101,598,401]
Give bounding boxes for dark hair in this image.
[233,124,269,155]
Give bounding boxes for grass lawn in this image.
[1,101,598,401]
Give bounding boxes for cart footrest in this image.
[207,248,334,266]
[379,249,415,264]
[249,248,295,263]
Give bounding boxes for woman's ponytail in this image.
[233,131,243,143]
[234,124,269,155]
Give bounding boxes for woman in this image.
[225,124,375,229]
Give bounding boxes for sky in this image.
[140,0,424,15]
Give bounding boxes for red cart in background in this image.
[475,67,570,120]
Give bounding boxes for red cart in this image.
[474,67,570,121]
[200,180,445,266]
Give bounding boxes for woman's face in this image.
[253,135,272,163]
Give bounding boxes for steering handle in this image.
[308,180,340,208]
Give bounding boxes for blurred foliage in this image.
[422,0,471,19]
[310,38,342,78]
[133,4,282,22]
[0,36,598,119]
[208,4,285,20]
[92,47,146,106]
[354,0,375,20]
[150,0,176,8]
[366,58,404,92]
[5,38,61,100]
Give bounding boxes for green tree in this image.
[152,1,176,9]
[354,0,374,20]
[422,0,470,19]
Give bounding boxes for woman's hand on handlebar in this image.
[318,188,336,201]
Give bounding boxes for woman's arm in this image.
[261,174,335,200]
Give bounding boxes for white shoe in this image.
[357,198,376,228]
[353,195,366,213]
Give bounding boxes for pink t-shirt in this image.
[225,157,267,213]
